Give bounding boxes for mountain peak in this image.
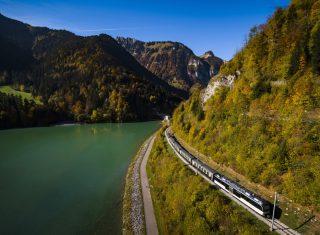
[202,51,215,59]
[117,37,224,91]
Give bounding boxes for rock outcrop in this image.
[202,71,240,104]
[117,37,223,91]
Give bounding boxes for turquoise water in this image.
[0,122,159,235]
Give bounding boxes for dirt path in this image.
[140,135,158,235]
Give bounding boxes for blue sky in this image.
[0,0,290,60]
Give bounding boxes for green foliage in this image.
[0,92,61,129]
[147,129,272,234]
[309,22,320,74]
[28,35,181,123]
[172,0,320,212]
[0,85,42,104]
[190,95,204,121]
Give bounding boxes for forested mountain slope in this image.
[172,0,320,211]
[0,14,185,128]
[117,37,223,91]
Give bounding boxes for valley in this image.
[0,0,319,234]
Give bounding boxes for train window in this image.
[215,177,229,188]
[233,190,242,198]
[241,196,262,210]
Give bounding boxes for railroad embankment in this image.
[146,127,272,234]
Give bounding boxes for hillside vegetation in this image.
[172,0,320,212]
[0,92,62,129]
[147,128,272,234]
[0,86,42,104]
[0,14,184,128]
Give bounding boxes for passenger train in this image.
[165,129,271,217]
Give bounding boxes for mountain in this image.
[172,0,320,212]
[200,50,224,76]
[0,14,185,128]
[116,37,223,91]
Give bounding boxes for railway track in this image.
[165,128,300,235]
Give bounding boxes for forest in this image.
[0,14,184,129]
[0,92,62,129]
[172,0,320,212]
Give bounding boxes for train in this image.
[165,129,271,218]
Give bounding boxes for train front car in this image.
[213,173,271,217]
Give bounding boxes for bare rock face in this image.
[202,71,239,104]
[117,37,223,91]
[201,51,224,77]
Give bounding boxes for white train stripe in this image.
[239,198,264,216]
[214,180,226,190]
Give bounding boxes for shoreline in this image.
[122,135,153,234]
[0,120,162,131]
[0,120,161,132]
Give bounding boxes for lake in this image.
[0,122,160,235]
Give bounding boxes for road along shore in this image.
[122,135,158,235]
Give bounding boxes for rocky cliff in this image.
[117,37,223,91]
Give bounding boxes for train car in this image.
[165,128,271,217]
[179,149,193,163]
[167,133,194,164]
[213,173,271,217]
[191,158,215,180]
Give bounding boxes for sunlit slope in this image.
[0,86,42,104]
[172,0,320,211]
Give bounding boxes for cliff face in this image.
[117,37,223,91]
[202,71,240,104]
[201,50,224,77]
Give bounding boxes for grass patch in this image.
[0,86,42,104]
[147,127,274,234]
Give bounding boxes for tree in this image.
[90,109,98,122]
[309,22,320,74]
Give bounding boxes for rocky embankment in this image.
[122,136,153,234]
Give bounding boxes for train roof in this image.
[192,158,215,172]
[214,173,268,206]
[167,131,269,207]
